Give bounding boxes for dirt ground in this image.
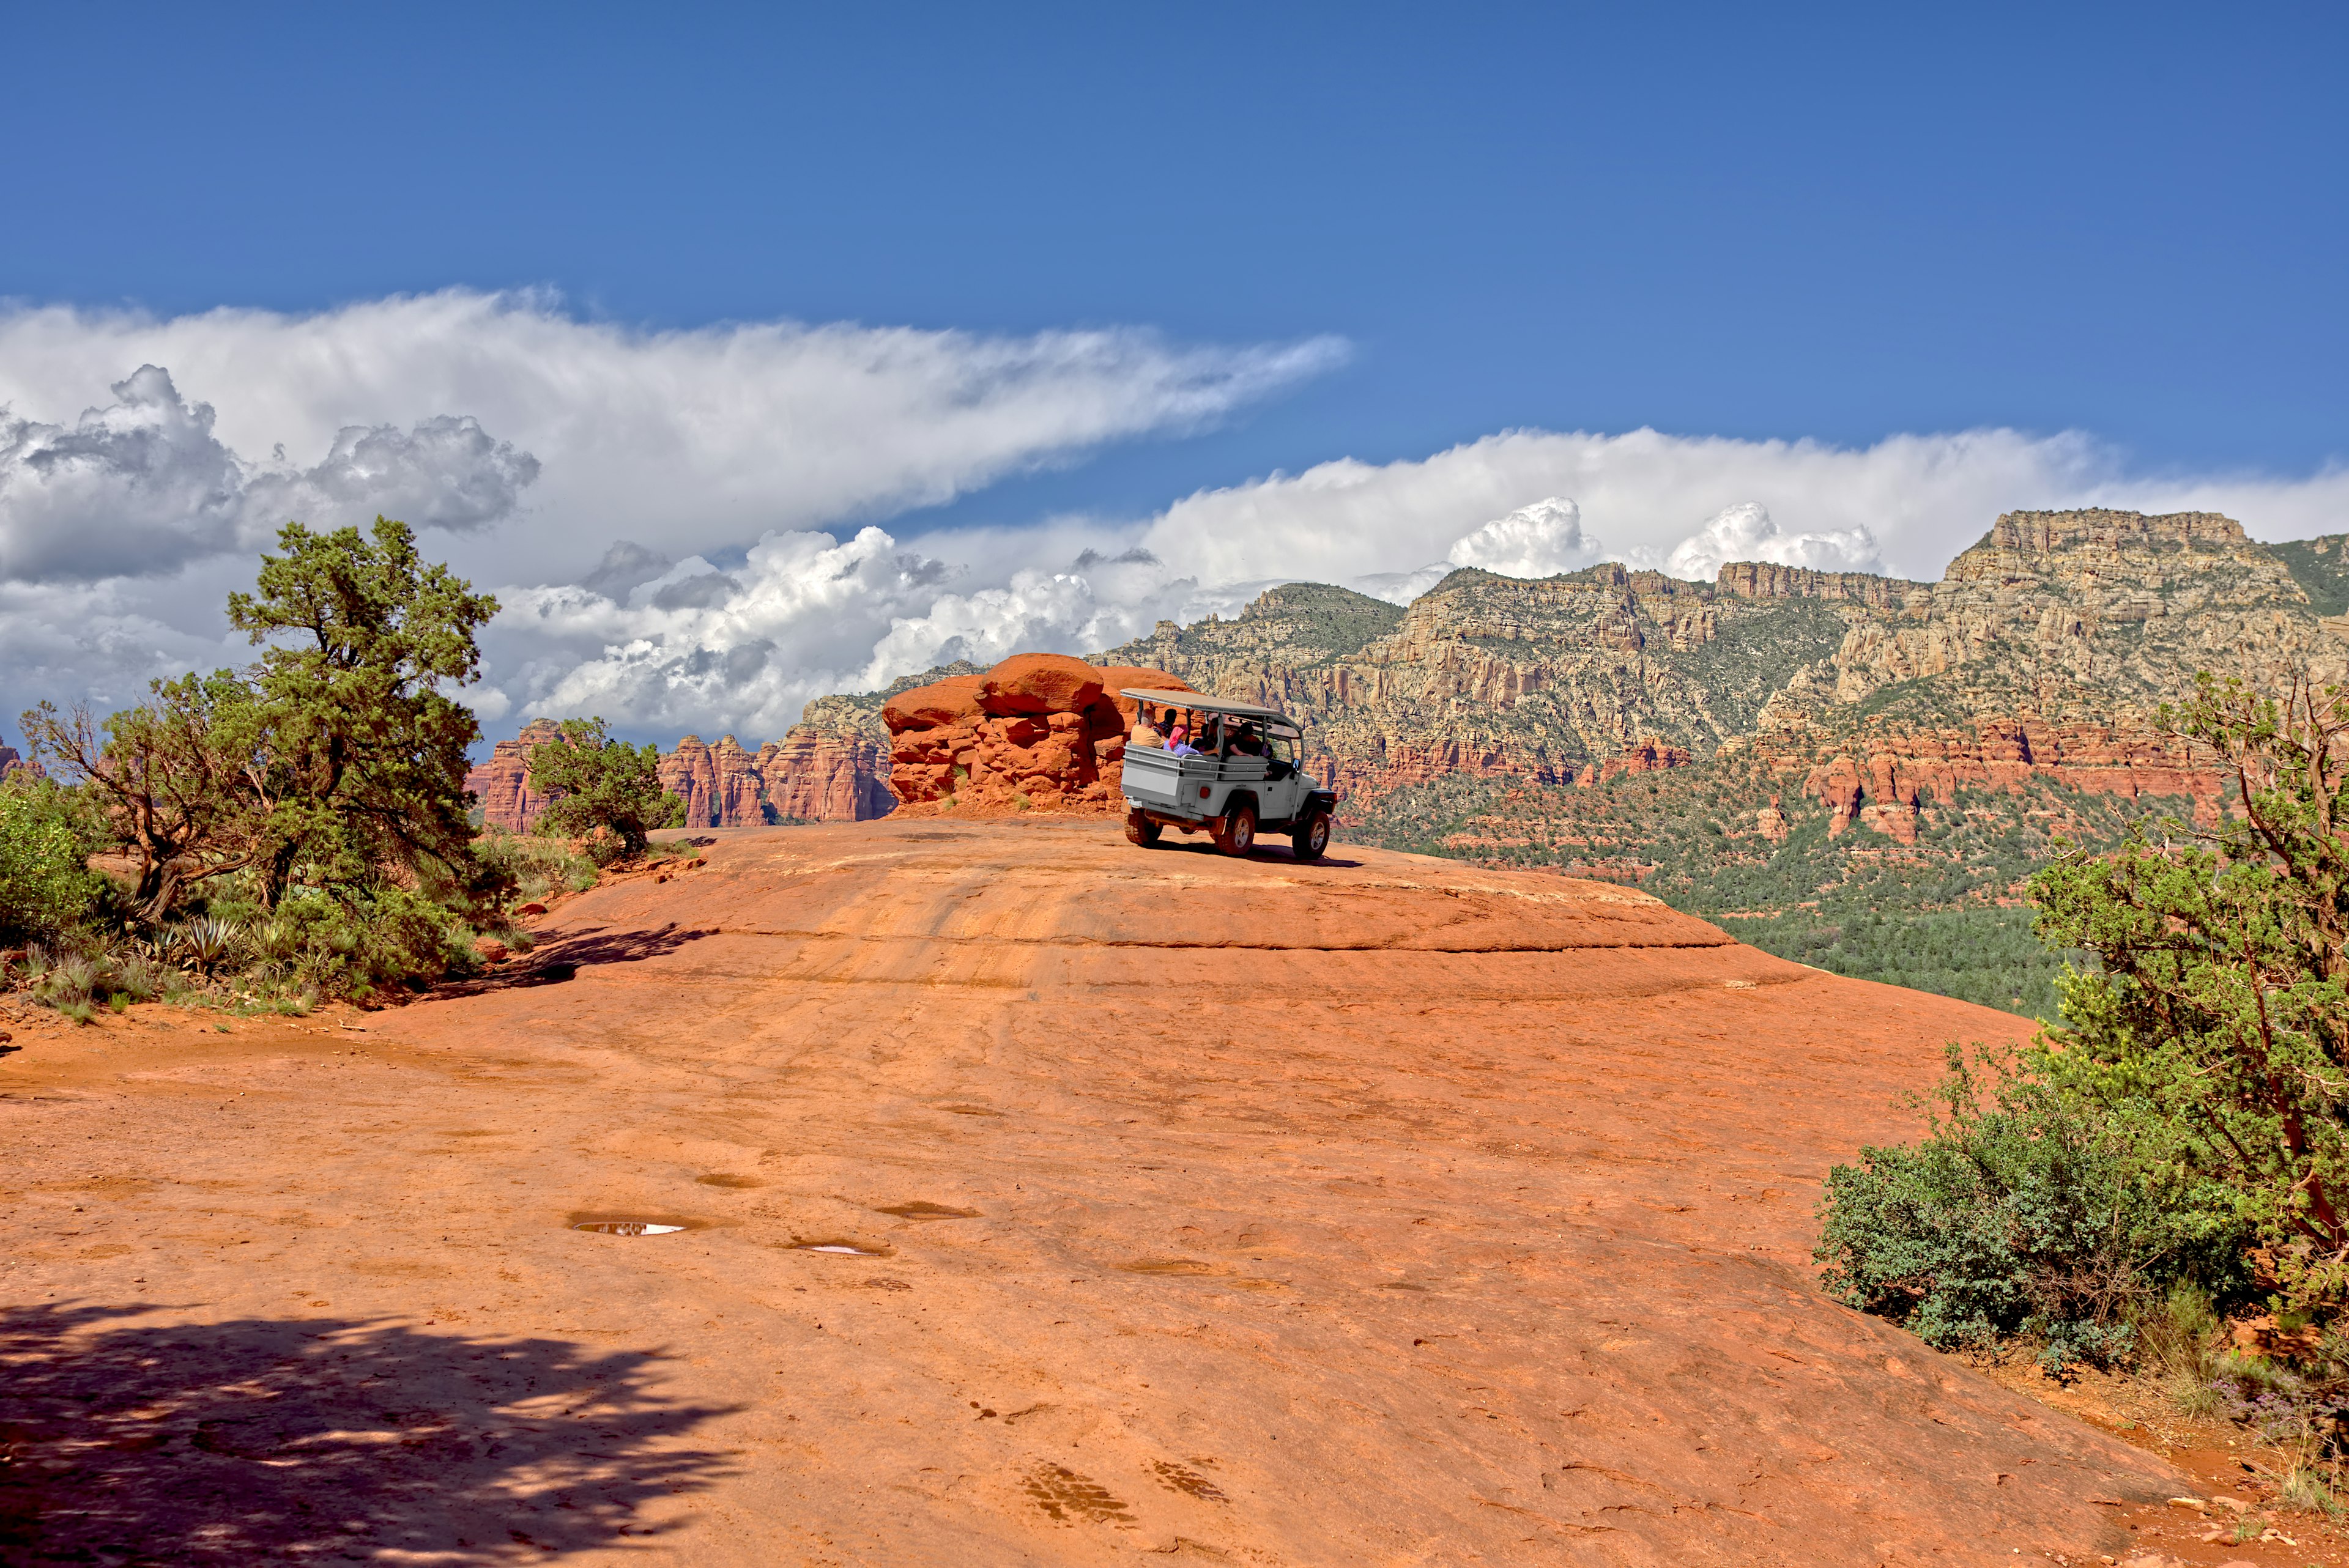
[0,816,2236,1564]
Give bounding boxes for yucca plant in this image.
[174,915,245,975]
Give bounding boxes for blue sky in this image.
[12,6,2343,476]
[2,3,2345,738]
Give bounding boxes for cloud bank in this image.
[0,289,1346,585]
[4,289,2347,746]
[0,365,537,583]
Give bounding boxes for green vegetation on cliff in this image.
[1346,761,2188,1019]
[2273,532,2349,618]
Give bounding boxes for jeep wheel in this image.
[1291,811,1330,862]
[1215,801,1256,857]
[1124,810,1162,847]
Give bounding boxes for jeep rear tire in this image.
[1291,811,1330,862]
[1124,810,1163,847]
[1215,801,1256,857]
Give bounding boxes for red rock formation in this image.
[710,736,766,827]
[0,744,42,783]
[478,713,897,832]
[885,653,1190,815]
[465,718,563,832]
[1782,718,2229,842]
[1578,736,1694,789]
[757,714,894,822]
[656,735,719,827]
[658,734,774,828]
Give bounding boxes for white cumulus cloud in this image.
[1446,496,1606,577]
[0,292,1344,732]
[491,528,1222,738]
[1661,501,1882,580]
[0,290,1346,586]
[8,288,2349,752]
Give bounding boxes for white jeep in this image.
[1116,689,1337,860]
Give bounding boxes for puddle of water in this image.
[574,1221,684,1236]
[697,1174,763,1189]
[876,1201,979,1220]
[1377,1281,1431,1291]
[941,1105,1002,1117]
[790,1238,894,1257]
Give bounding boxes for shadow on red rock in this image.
[1151,838,1367,868]
[442,922,713,995]
[0,1301,736,1563]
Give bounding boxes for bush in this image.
[477,827,599,901]
[525,718,685,864]
[0,778,106,944]
[259,886,477,996]
[1816,1045,2251,1370]
[2032,676,2349,1320]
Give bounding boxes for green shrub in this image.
[524,717,685,864]
[0,778,106,944]
[476,826,599,902]
[1817,1045,2252,1370]
[263,885,477,994]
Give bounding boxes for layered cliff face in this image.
[757,697,896,822]
[1093,569,1863,802]
[463,718,564,832]
[1758,508,2345,734]
[1082,510,2336,844]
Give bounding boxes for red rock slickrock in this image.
[885,652,1192,815]
[462,717,563,831]
[0,819,2183,1563]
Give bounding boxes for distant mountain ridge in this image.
[476,511,2349,997]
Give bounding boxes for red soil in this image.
[0,820,2186,1564]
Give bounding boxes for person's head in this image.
[1168,722,1187,744]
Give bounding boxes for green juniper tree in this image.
[21,671,264,923]
[1816,671,2349,1366]
[526,718,685,863]
[227,517,501,910]
[2034,674,2349,1318]
[0,771,108,944]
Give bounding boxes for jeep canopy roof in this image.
[1119,689,1293,723]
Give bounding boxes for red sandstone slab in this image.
[0,818,2175,1564]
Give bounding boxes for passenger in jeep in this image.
[1130,706,1165,750]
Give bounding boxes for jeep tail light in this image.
[1199,785,1211,799]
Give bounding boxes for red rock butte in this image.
[884,651,1191,815]
[0,819,2182,1562]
